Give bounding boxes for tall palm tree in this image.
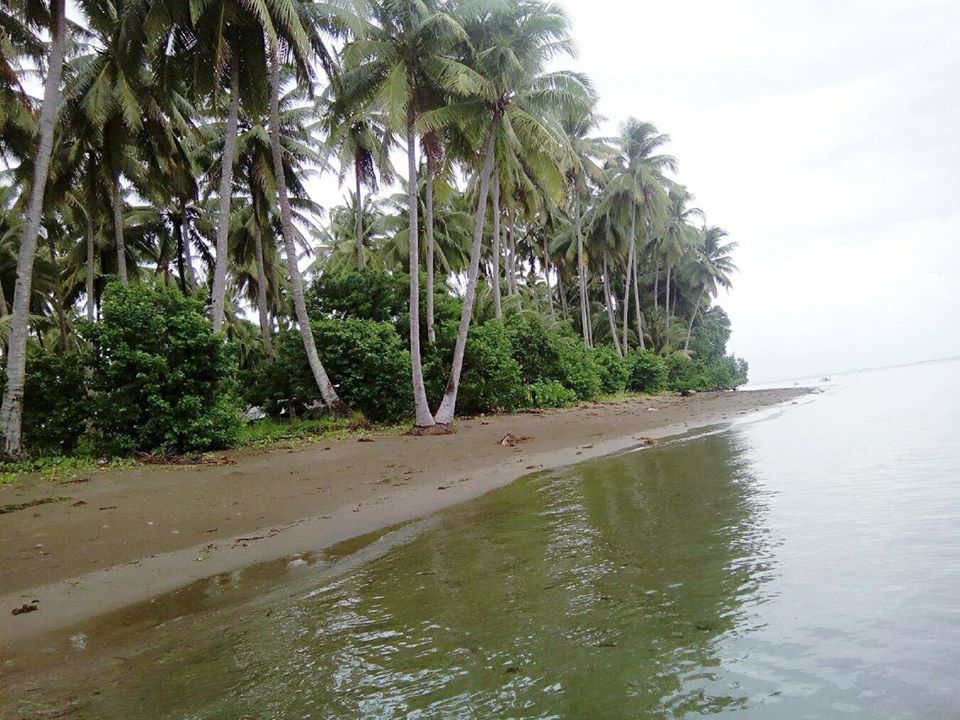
[0,0,66,457]
[341,0,472,430]
[268,45,348,414]
[323,89,394,267]
[605,118,676,352]
[661,183,702,338]
[433,0,592,427]
[684,225,736,350]
[174,0,313,332]
[558,103,605,347]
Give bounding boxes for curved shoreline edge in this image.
[0,388,809,649]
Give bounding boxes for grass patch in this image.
[0,455,136,485]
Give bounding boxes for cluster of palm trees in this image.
[0,0,737,455]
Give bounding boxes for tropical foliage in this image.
[0,0,747,458]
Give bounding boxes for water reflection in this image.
[68,431,776,719]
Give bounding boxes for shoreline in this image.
[0,388,807,649]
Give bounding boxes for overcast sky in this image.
[309,0,960,382]
[543,0,960,382]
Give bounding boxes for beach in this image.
[0,388,804,648]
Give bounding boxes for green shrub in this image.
[504,314,563,385]
[8,349,90,454]
[553,335,602,400]
[455,321,530,414]
[626,349,668,393]
[255,318,413,424]
[425,320,528,415]
[592,344,629,394]
[306,268,461,341]
[529,380,577,408]
[664,352,697,392]
[81,282,242,454]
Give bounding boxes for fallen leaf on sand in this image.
[499,432,530,447]
[11,602,38,616]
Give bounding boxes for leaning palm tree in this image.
[173,0,314,332]
[0,0,67,457]
[432,0,592,427]
[268,43,349,414]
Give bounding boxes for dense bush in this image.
[82,283,242,454]
[432,321,530,415]
[529,380,577,408]
[504,313,563,385]
[553,335,602,400]
[592,344,629,394]
[254,318,413,423]
[664,352,698,391]
[307,268,461,339]
[8,349,90,454]
[627,349,669,393]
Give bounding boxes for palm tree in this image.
[558,103,606,347]
[0,0,66,457]
[433,0,592,427]
[172,0,313,332]
[660,183,702,338]
[605,118,676,352]
[268,45,348,415]
[322,89,394,267]
[342,0,472,430]
[684,225,736,350]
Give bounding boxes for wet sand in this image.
[0,389,805,648]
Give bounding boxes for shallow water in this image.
[21,359,960,718]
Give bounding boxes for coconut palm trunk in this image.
[173,217,188,293]
[602,253,622,356]
[404,103,434,429]
[621,243,633,355]
[630,205,644,349]
[250,202,273,354]
[653,261,660,317]
[86,212,96,321]
[269,51,347,415]
[111,174,128,284]
[0,0,67,457]
[211,53,241,332]
[491,174,502,320]
[684,291,703,351]
[664,263,672,334]
[433,123,497,426]
[46,235,69,349]
[557,270,568,320]
[507,215,518,295]
[574,185,590,346]
[543,235,554,315]
[425,152,436,344]
[354,158,364,267]
[181,208,197,290]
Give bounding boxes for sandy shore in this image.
[0,388,805,648]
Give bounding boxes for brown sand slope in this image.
[0,388,805,645]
